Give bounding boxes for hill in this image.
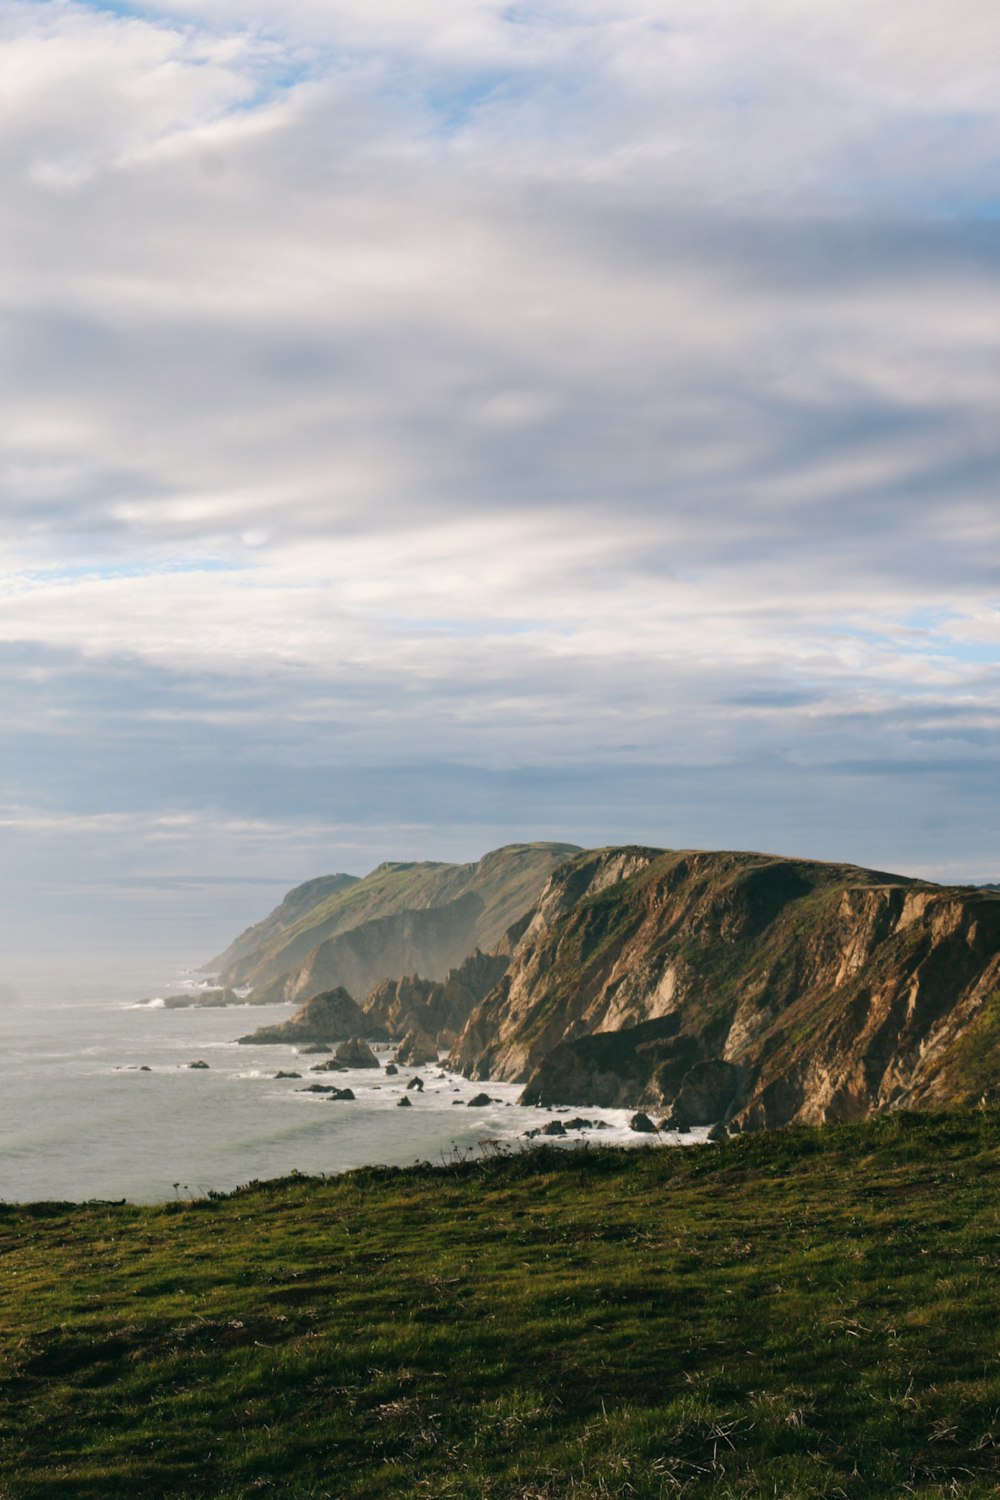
[210,843,579,1002]
[2,1113,1000,1497]
[449,846,1000,1128]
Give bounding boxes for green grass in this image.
[4,1113,1000,1497]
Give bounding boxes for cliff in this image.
[362,948,510,1042]
[448,846,1000,1128]
[214,843,579,1001]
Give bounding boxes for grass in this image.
[3,1112,1000,1496]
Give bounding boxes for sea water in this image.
[0,955,704,1203]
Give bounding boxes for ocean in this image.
[0,955,702,1204]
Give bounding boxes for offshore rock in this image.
[237,987,386,1047]
[395,1027,439,1067]
[159,988,243,1009]
[334,1037,381,1069]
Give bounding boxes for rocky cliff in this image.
[362,949,510,1043]
[448,847,1000,1129]
[214,843,579,1000]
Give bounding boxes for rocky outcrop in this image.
[450,846,1000,1129]
[237,988,387,1047]
[394,1027,439,1066]
[334,1037,381,1069]
[362,950,510,1041]
[158,988,242,1008]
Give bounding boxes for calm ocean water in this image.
[0,955,699,1203]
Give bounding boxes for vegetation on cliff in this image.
[450,847,1000,1127]
[3,1112,1000,1497]
[212,843,578,1002]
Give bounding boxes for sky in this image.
[2,0,999,957]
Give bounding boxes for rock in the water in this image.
[139,1065,151,1072]
[407,1076,424,1092]
[186,1060,210,1070]
[298,1083,342,1093]
[157,988,242,1009]
[310,1060,347,1073]
[629,1111,657,1133]
[394,1026,439,1067]
[397,1095,412,1108]
[384,1062,398,1075]
[238,987,386,1047]
[658,1110,690,1134]
[329,1087,355,1101]
[467,1092,492,1107]
[334,1036,381,1068]
[564,1117,594,1131]
[274,1070,301,1079]
[707,1121,729,1142]
[540,1120,566,1136]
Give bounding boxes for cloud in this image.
[1,0,999,949]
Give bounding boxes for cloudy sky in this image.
[2,0,999,956]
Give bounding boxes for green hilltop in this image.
[3,1113,1000,1497]
[210,842,579,1000]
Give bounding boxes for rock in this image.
[139,1065,151,1072]
[397,1095,412,1108]
[329,1087,355,1101]
[707,1121,729,1142]
[362,950,512,1043]
[158,988,242,1009]
[394,1026,439,1067]
[274,1070,301,1079]
[384,1062,399,1076]
[186,1061,210,1070]
[407,1076,424,1092]
[467,1092,492,1107]
[564,1117,594,1130]
[334,1037,381,1069]
[658,1110,691,1134]
[299,1043,331,1055]
[298,1084,342,1094]
[310,1060,347,1073]
[238,987,384,1047]
[629,1111,657,1133]
[671,1060,741,1127]
[540,1120,566,1136]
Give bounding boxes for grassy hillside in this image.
[216,843,579,994]
[3,1112,1000,1497]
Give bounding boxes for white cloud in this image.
[0,0,998,924]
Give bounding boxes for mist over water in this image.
[0,953,689,1204]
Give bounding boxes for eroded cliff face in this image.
[448,847,1000,1128]
[362,949,509,1043]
